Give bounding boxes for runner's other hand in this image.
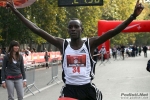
[133,0,144,17]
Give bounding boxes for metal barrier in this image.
[0,57,3,84]
[24,66,40,95]
[47,59,60,85]
[105,51,111,64]
[116,51,125,60]
[113,50,120,61]
[99,53,105,66]
[0,67,2,84]
[99,51,111,65]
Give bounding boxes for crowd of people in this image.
[110,45,148,60]
[93,44,149,63]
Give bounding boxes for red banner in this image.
[98,20,150,51]
[23,51,62,64]
[0,0,36,8]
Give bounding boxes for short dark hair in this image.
[69,18,82,27]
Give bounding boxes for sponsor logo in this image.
[124,24,141,30]
[80,49,86,53]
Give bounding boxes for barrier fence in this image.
[105,51,111,63]
[93,51,111,66]
[23,51,62,65]
[47,59,60,85]
[24,66,40,95]
[114,51,127,60]
[99,53,105,66]
[0,57,3,84]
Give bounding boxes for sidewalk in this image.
[1,52,150,100]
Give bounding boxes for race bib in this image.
[66,54,86,76]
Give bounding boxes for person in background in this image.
[44,48,47,52]
[93,47,99,63]
[32,48,36,52]
[0,48,5,60]
[143,45,148,58]
[135,45,138,56]
[99,46,106,61]
[131,45,136,57]
[19,49,25,56]
[125,47,130,57]
[121,45,125,60]
[138,46,142,56]
[25,47,31,56]
[1,40,27,100]
[31,48,36,53]
[2,47,6,55]
[44,51,50,68]
[112,46,117,60]
[0,48,5,85]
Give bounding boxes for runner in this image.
[5,0,144,99]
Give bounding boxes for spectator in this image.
[93,47,99,63]
[2,47,6,55]
[125,47,130,57]
[112,46,117,59]
[19,49,25,56]
[31,48,36,53]
[143,45,148,57]
[44,51,50,68]
[25,47,31,56]
[99,46,106,61]
[135,45,138,56]
[121,45,125,60]
[0,48,5,85]
[138,46,142,56]
[44,48,47,52]
[132,46,136,57]
[1,40,27,100]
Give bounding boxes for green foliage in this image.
[0,0,149,47]
[100,0,150,47]
[134,2,150,46]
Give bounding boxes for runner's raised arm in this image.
[6,1,64,50]
[90,0,144,50]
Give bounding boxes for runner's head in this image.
[67,18,83,40]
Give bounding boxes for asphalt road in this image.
[0,51,150,100]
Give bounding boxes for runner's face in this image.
[67,20,83,39]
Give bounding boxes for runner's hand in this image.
[6,0,16,9]
[133,0,144,17]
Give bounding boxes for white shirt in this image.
[99,47,106,54]
[62,39,95,85]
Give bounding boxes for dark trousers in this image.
[61,83,102,100]
[121,51,124,60]
[93,56,98,63]
[0,69,1,84]
[144,52,147,57]
[112,52,117,59]
[46,62,49,68]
